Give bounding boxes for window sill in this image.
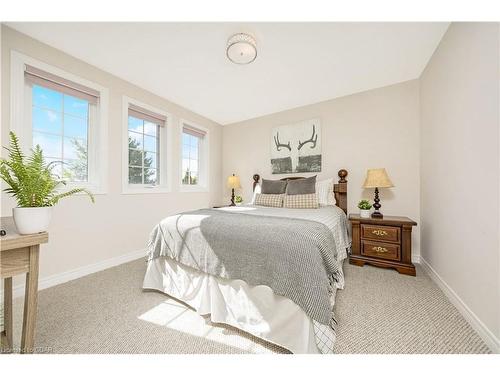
[122,185,171,195]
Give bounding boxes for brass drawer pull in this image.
[372,229,388,236]
[372,246,388,253]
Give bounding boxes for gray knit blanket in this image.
[147,208,342,326]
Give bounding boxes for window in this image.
[182,132,199,185]
[122,98,169,193]
[25,65,99,183]
[127,105,164,185]
[10,52,108,194]
[31,84,91,181]
[181,123,208,190]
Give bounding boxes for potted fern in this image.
[358,199,372,218]
[0,131,94,234]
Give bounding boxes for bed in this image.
[142,170,350,354]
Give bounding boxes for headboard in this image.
[252,169,348,214]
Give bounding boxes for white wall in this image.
[223,80,421,258]
[1,25,223,287]
[420,22,500,352]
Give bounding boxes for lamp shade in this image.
[227,174,241,189]
[363,168,394,188]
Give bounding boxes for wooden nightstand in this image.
[349,214,417,276]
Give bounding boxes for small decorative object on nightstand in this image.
[357,199,372,219]
[362,168,394,218]
[349,214,417,276]
[227,174,241,206]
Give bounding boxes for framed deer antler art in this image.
[271,118,322,174]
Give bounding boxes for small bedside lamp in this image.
[363,168,394,219]
[227,174,241,206]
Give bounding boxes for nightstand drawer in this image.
[361,224,400,243]
[361,240,400,261]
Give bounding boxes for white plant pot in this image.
[360,209,371,219]
[12,206,53,235]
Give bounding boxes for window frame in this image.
[179,120,209,192]
[10,51,109,194]
[122,96,171,194]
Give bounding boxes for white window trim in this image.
[10,50,109,194]
[122,96,172,194]
[179,119,209,193]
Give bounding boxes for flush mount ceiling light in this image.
[226,33,257,65]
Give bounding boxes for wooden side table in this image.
[1,217,48,354]
[349,214,417,276]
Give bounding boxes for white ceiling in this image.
[7,22,449,125]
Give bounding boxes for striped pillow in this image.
[283,193,319,209]
[254,193,284,208]
[316,178,336,206]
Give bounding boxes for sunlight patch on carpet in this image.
[137,300,260,352]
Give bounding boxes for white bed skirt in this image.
[143,256,321,354]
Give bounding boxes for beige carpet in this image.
[8,259,490,354]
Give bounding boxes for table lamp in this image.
[362,168,394,219]
[227,174,241,206]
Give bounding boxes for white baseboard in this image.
[420,256,500,354]
[412,254,420,264]
[6,249,146,300]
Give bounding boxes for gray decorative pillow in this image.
[286,176,317,195]
[261,179,287,194]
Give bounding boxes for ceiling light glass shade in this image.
[226,33,257,64]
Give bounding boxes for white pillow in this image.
[250,184,262,204]
[316,178,336,206]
